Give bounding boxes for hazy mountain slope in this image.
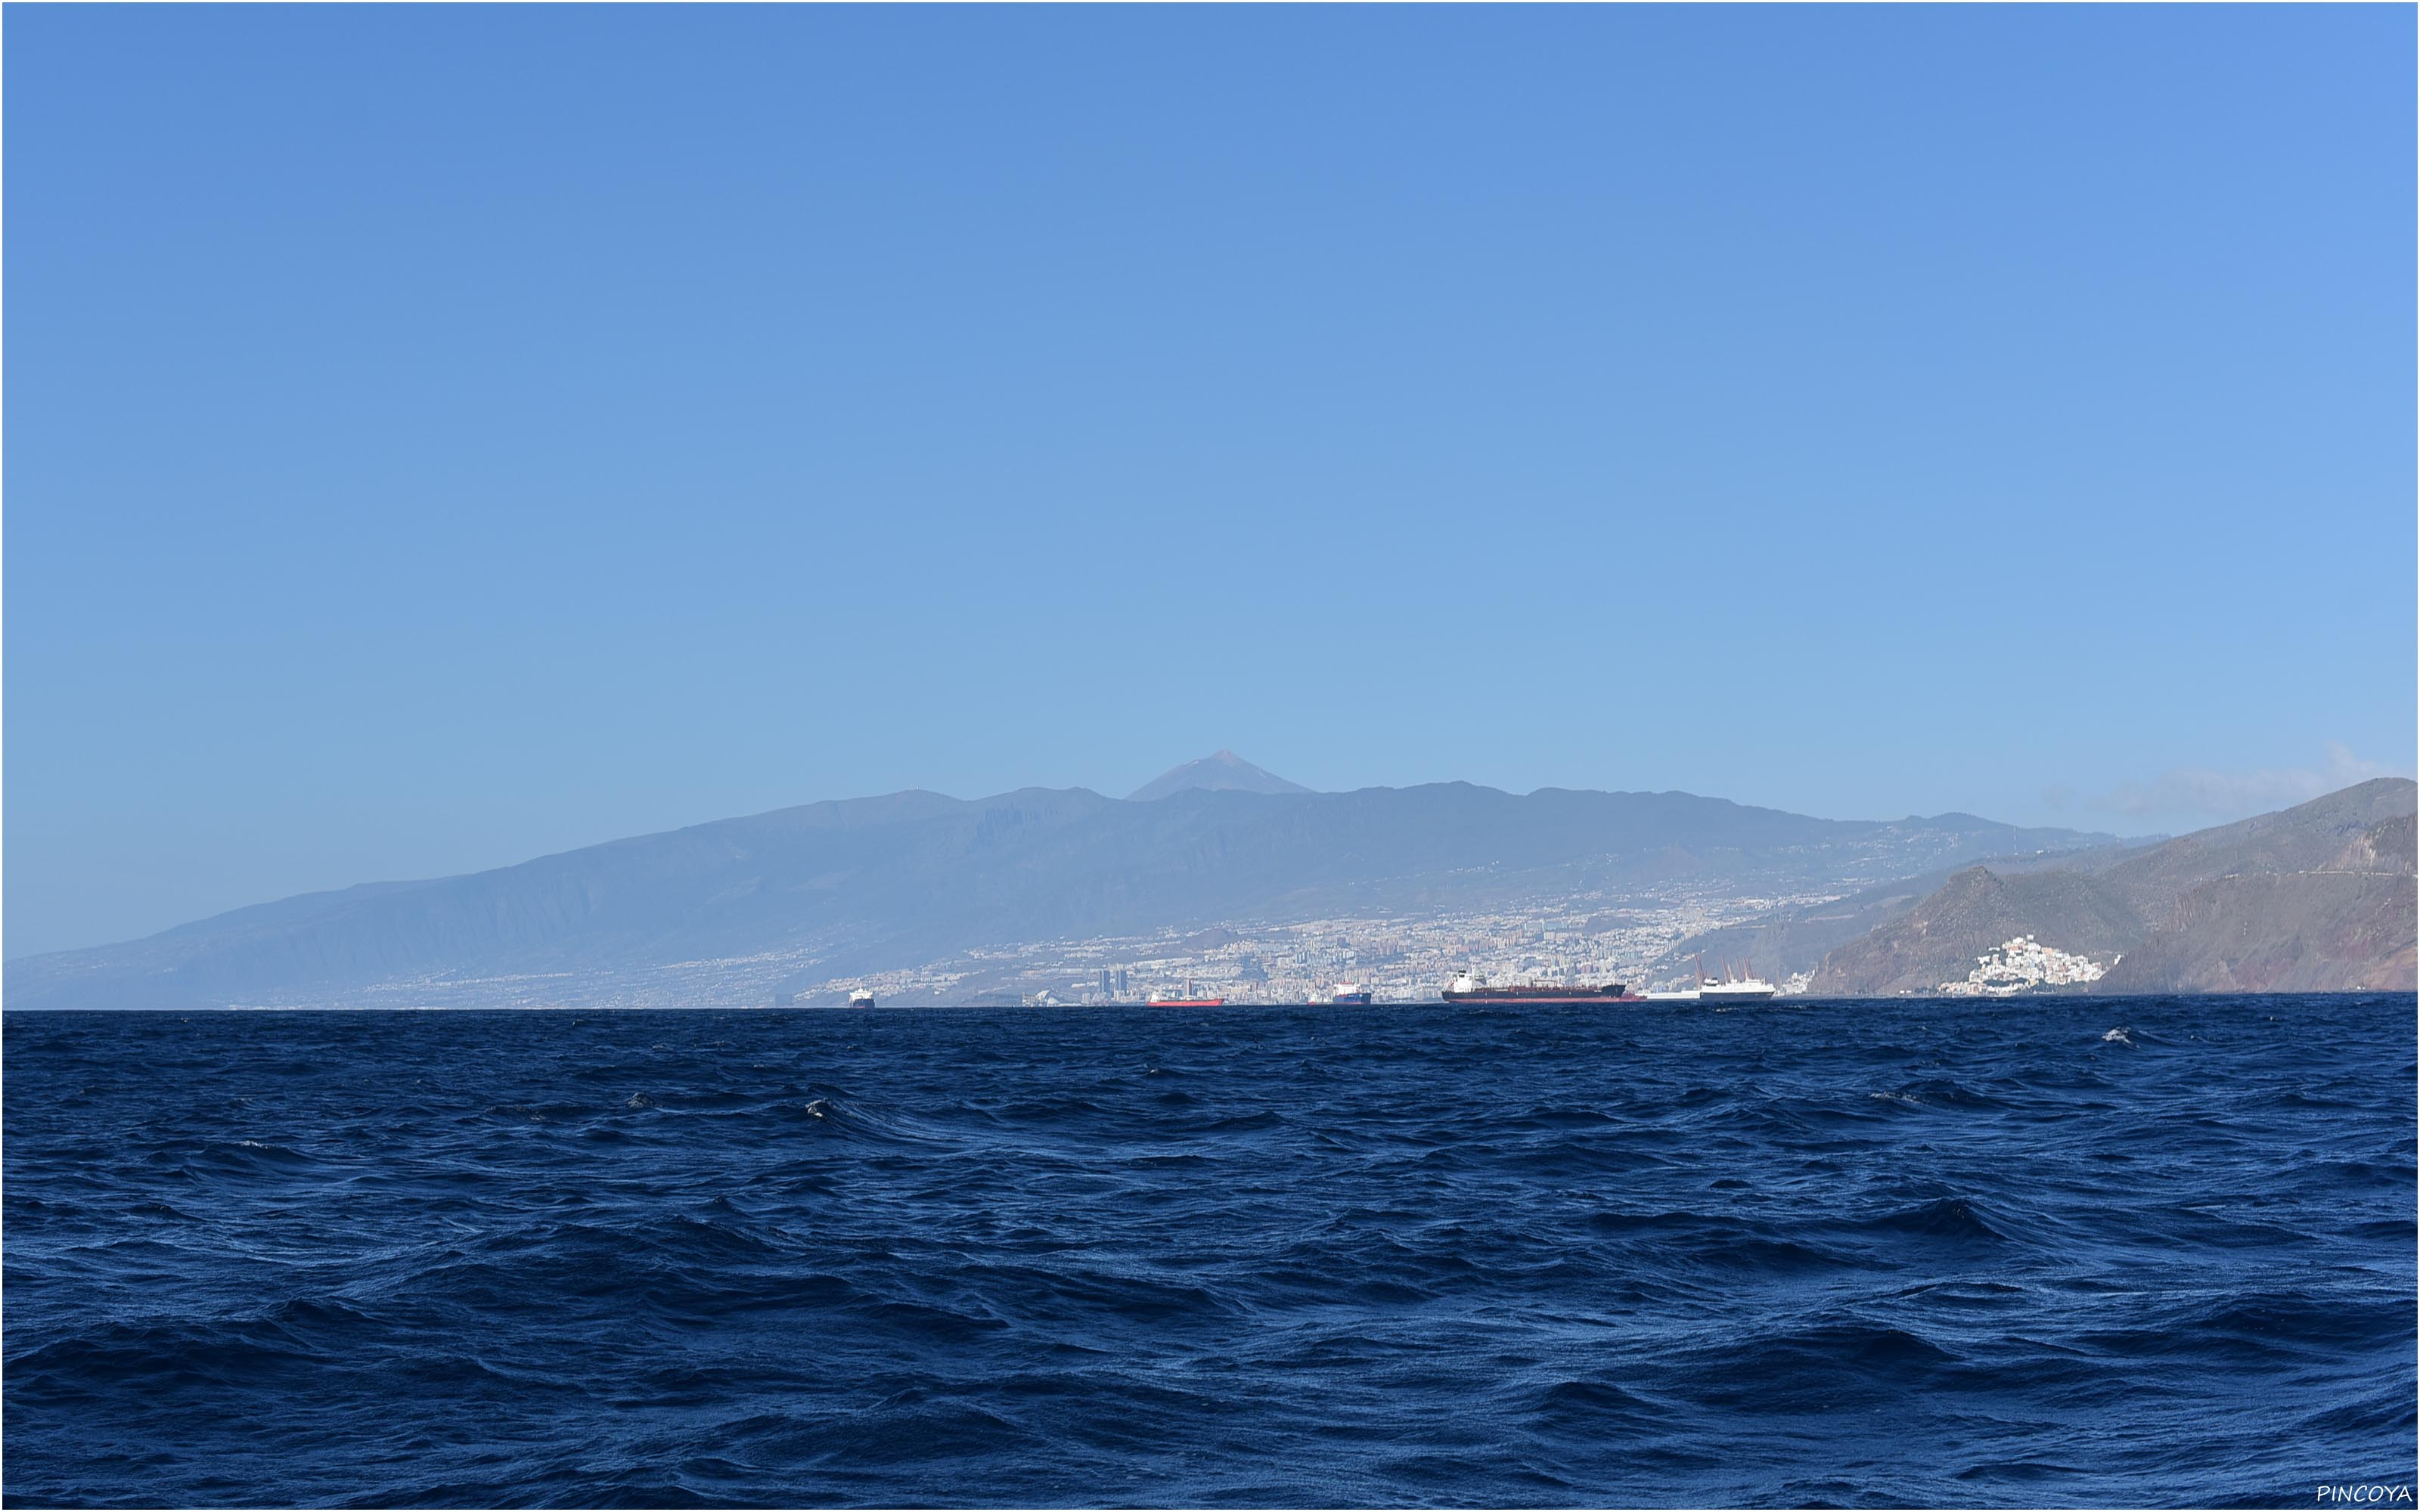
[2097,872,2415,993]
[1128,751,1313,801]
[2091,779,2417,920]
[11,788,1123,1008]
[2099,809,2418,993]
[6,782,2121,1009]
[1810,779,2418,996]
[1644,875,1951,987]
[2329,811,2417,875]
[1658,840,2164,985]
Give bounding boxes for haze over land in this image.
[9,754,2409,1009]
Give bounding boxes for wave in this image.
[3,994,2409,1507]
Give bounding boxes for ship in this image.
[1327,983,1374,1005]
[1699,974,1777,1002]
[1441,972,1642,1005]
[1149,978,1226,1008]
[847,987,876,1009]
[1692,955,1778,1002]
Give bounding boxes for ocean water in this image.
[4,996,2412,1508]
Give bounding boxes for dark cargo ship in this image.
[1441,973,1643,1005]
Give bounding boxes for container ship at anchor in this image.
[1441,973,1644,1005]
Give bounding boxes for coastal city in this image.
[312,885,2124,1012]
[794,880,1833,1008]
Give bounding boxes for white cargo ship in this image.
[1649,956,1779,1002]
[1698,973,1777,1002]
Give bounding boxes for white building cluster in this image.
[1940,934,2113,997]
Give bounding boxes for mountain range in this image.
[1806,779,2416,995]
[8,753,2136,1010]
[11,757,2409,1009]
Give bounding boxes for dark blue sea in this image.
[5,996,2413,1507]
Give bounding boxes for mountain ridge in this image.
[6,779,2124,1009]
[1808,779,2418,996]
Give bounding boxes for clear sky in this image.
[8,5,2414,957]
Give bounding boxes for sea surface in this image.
[4,996,2413,1507]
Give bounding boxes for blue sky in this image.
[8,5,2413,956]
